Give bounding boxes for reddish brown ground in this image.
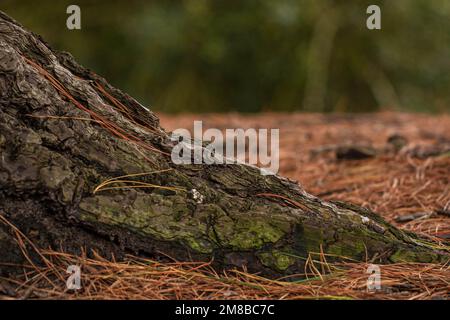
[1,112,449,300]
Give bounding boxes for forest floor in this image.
[1,112,449,300]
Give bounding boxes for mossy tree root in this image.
[0,11,448,278]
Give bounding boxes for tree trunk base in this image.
[0,11,448,278]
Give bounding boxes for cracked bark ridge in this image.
[0,11,448,277]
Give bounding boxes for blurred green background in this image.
[2,0,450,113]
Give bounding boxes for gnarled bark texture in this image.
[0,11,448,278]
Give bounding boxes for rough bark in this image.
[0,11,448,278]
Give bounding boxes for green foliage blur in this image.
[2,0,450,113]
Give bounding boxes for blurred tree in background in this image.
[3,0,449,113]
